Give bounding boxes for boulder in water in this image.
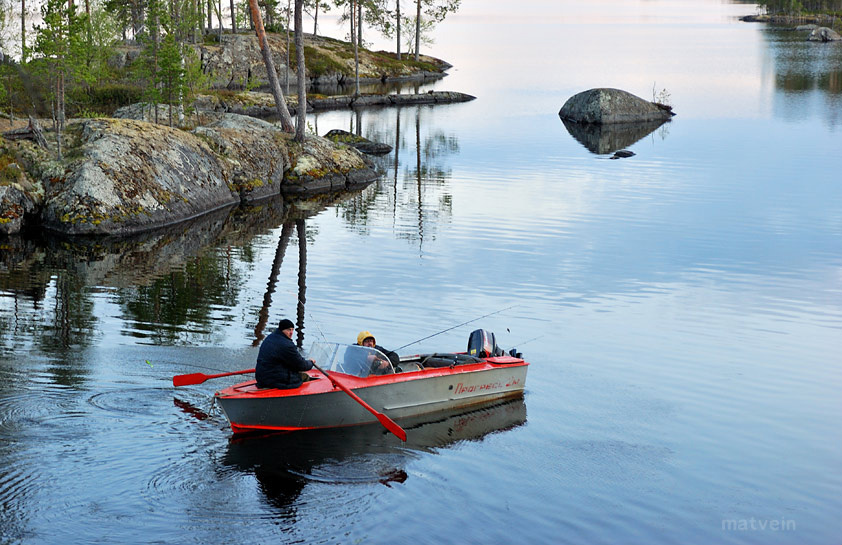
[324,129,393,155]
[559,88,675,124]
[807,27,842,42]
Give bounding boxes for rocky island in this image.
[0,31,474,237]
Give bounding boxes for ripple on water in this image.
[88,387,201,417]
[0,386,84,439]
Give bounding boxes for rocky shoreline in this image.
[193,90,476,119]
[0,30,479,238]
[108,32,454,90]
[739,13,840,25]
[0,113,381,236]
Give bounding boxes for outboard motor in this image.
[467,329,504,358]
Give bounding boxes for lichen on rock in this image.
[193,114,290,202]
[40,118,237,235]
[4,111,381,237]
[284,134,378,194]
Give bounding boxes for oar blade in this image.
[173,373,208,387]
[313,362,407,441]
[172,368,255,387]
[377,413,407,442]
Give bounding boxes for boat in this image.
[213,329,529,436]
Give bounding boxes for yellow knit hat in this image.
[357,331,375,345]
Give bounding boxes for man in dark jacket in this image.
[256,319,315,389]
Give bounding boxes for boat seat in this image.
[420,353,482,368]
[395,362,423,373]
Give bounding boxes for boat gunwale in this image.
[214,356,528,400]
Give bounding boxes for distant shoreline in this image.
[740,13,840,25]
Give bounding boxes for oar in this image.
[172,368,256,387]
[311,362,407,442]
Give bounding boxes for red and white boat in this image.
[213,330,529,436]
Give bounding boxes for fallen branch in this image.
[2,116,48,148]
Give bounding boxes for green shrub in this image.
[69,84,144,115]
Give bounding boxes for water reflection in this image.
[760,26,842,125]
[222,398,526,509]
[560,118,671,155]
[310,77,441,97]
[0,192,367,351]
[1,99,460,351]
[253,223,295,345]
[323,106,458,252]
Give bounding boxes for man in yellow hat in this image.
[356,331,399,374]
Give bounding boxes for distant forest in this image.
[758,0,842,14]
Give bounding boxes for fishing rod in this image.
[508,334,543,348]
[395,304,518,351]
[500,333,543,358]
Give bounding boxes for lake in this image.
[1,0,841,543]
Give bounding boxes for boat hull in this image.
[215,358,528,434]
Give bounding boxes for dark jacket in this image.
[255,329,313,389]
[375,345,400,366]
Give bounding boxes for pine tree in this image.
[33,0,87,158]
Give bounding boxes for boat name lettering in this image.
[455,380,502,394]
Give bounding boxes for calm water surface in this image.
[2,1,841,543]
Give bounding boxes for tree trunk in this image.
[350,0,355,47]
[415,0,420,61]
[207,0,212,31]
[313,0,319,35]
[294,0,306,142]
[285,0,290,95]
[131,0,139,39]
[248,0,295,131]
[353,0,359,96]
[154,11,160,124]
[54,79,63,160]
[20,0,26,62]
[217,0,223,39]
[6,72,14,125]
[230,0,236,32]
[357,0,362,47]
[193,0,200,42]
[396,0,401,60]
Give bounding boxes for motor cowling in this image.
[467,329,504,358]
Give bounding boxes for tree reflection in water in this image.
[760,26,842,126]
[1,102,462,365]
[253,223,295,346]
[328,105,458,253]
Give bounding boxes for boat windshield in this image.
[307,342,395,378]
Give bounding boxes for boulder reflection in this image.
[560,118,670,155]
[222,397,527,509]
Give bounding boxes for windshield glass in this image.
[307,342,394,378]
